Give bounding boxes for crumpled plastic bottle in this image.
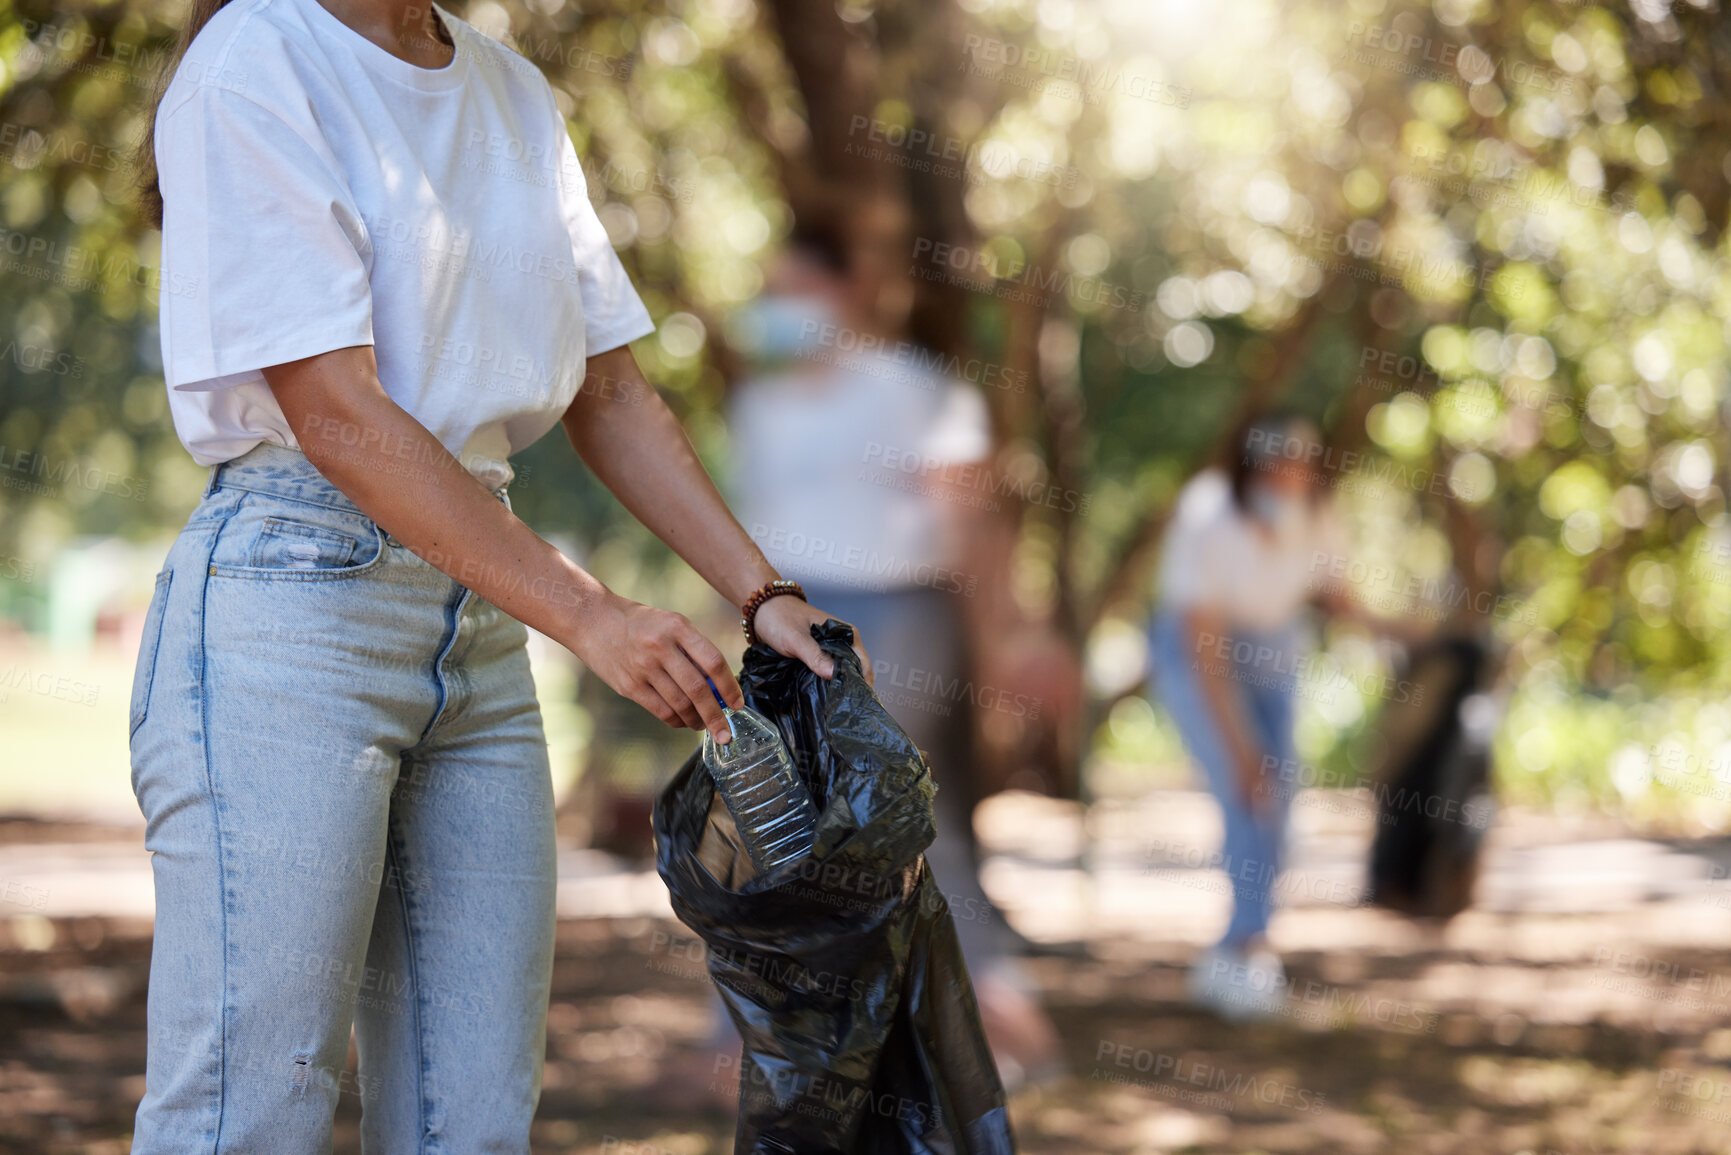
[701,678,819,873]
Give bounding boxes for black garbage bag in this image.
[1367,633,1500,919]
[653,620,1017,1155]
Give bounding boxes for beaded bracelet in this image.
[741,579,806,646]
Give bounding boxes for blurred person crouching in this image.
[1147,413,1418,1022]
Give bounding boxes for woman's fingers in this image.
[617,600,875,737]
[846,630,872,686]
[750,597,834,678]
[790,629,837,680]
[667,648,733,744]
[678,625,743,709]
[797,606,871,684]
[624,612,736,743]
[645,668,708,733]
[637,676,685,728]
[752,595,877,683]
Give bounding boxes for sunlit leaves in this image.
[1367,392,1433,457]
[1486,261,1555,324]
[1411,81,1467,127]
[1538,460,1613,562]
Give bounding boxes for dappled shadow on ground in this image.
[5,906,1731,1154]
[9,803,1731,1154]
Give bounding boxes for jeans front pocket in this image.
[207,496,388,582]
[130,569,174,738]
[250,518,358,570]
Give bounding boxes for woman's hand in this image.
[1236,748,1277,821]
[568,592,742,745]
[752,595,873,685]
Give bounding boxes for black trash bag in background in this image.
[1367,633,1500,919]
[653,620,1017,1155]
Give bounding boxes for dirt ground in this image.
[5,802,1731,1154]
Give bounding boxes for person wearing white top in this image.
[719,236,1062,1090]
[1148,415,1351,1022]
[127,0,862,1147]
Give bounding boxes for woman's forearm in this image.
[262,346,607,645]
[1184,606,1267,778]
[263,343,753,740]
[562,345,778,607]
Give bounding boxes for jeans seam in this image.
[130,569,174,739]
[385,825,433,1155]
[213,475,510,517]
[415,587,473,745]
[210,478,371,518]
[195,510,230,1154]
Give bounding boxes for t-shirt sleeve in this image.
[920,381,992,465]
[548,98,656,356]
[156,87,374,391]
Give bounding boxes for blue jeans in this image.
[128,443,556,1153]
[1148,610,1299,948]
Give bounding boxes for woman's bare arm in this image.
[261,344,746,743]
[561,344,867,680]
[1183,604,1271,813]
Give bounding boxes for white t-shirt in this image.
[1156,469,1346,633]
[729,353,991,593]
[155,0,656,490]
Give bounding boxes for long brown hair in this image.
[135,0,234,227]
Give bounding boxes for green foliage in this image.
[3,0,1729,815]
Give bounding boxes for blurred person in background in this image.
[1148,413,1419,1021]
[677,215,1063,1095]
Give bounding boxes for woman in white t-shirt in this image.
[1148,414,1355,1022]
[127,1,858,1148]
